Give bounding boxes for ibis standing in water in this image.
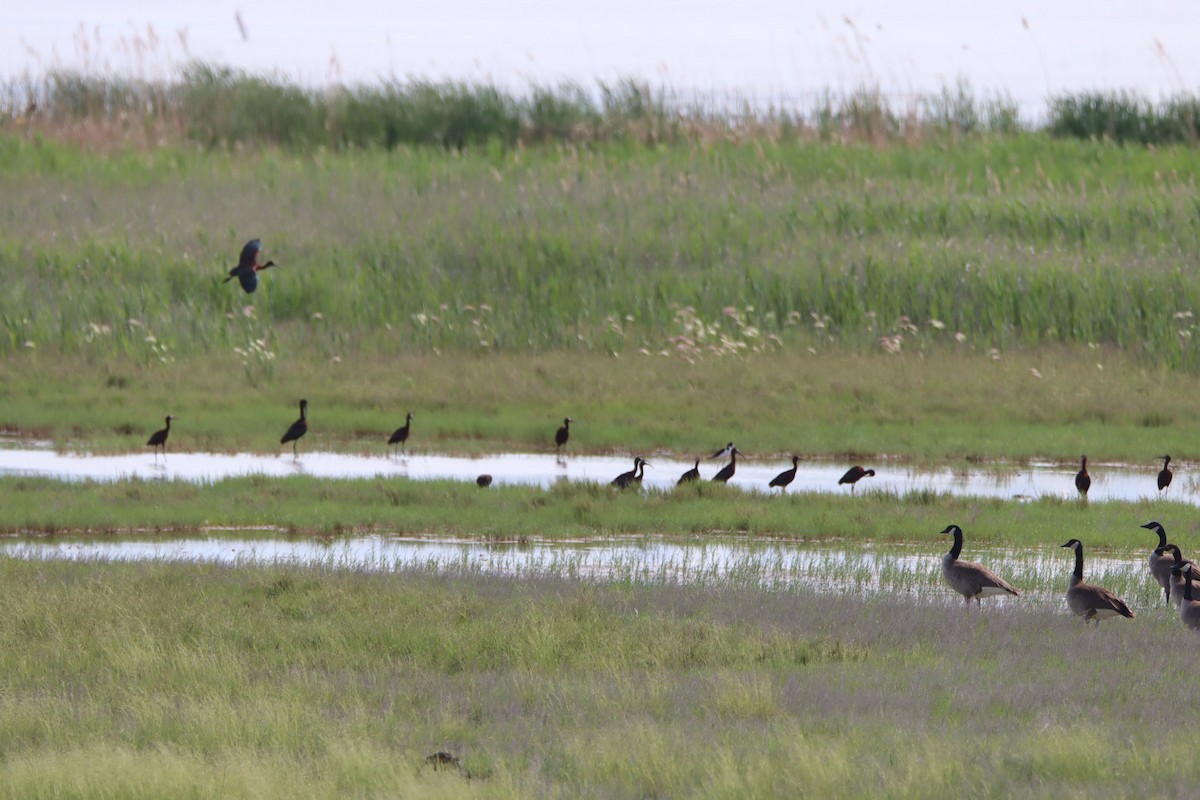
[838,465,876,493]
[223,239,278,294]
[1158,455,1174,494]
[612,457,649,489]
[1074,455,1091,499]
[554,418,572,461]
[769,456,801,492]
[281,399,308,458]
[712,447,742,483]
[147,415,174,463]
[677,459,701,486]
[388,412,413,457]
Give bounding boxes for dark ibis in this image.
[710,442,734,459]
[612,457,649,489]
[223,239,277,294]
[769,456,801,492]
[677,459,701,486]
[838,465,875,493]
[1074,455,1091,498]
[281,399,308,457]
[476,474,493,488]
[554,417,572,459]
[1158,455,1173,493]
[147,415,174,462]
[388,412,413,457]
[712,447,742,483]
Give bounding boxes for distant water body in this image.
[6,1,1200,118]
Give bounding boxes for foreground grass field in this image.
[0,557,1194,799]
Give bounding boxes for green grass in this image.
[0,557,1195,798]
[2,347,1198,462]
[3,474,1197,550]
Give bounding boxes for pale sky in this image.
[6,2,1200,114]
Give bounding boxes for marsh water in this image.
[0,531,1160,611]
[0,446,1192,504]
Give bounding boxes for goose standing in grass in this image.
[1158,455,1173,493]
[838,465,875,493]
[388,412,413,457]
[147,415,174,463]
[1074,455,1091,499]
[676,459,701,486]
[1163,545,1199,610]
[1060,538,1135,623]
[712,447,741,483]
[1172,563,1200,632]
[939,524,1020,606]
[1141,520,1176,605]
[611,457,649,489]
[280,399,308,458]
[554,418,572,461]
[769,456,800,493]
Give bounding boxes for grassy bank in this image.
[2,474,1195,551]
[0,557,1194,798]
[2,347,1196,462]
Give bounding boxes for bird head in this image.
[1060,539,1082,550]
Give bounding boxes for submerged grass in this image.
[0,557,1195,798]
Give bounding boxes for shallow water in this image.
[0,532,1161,611]
[0,447,1191,504]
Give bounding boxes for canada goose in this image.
[677,459,701,485]
[1173,563,1200,632]
[1060,539,1135,623]
[940,524,1019,605]
[1163,545,1199,609]
[1141,521,1175,604]
[612,457,649,489]
[838,465,875,493]
[1074,455,1091,498]
[769,456,801,492]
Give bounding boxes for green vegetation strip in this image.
[2,475,1193,549]
[3,347,1197,462]
[0,557,1194,798]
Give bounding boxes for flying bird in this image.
[223,239,277,294]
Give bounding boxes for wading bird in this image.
[1060,538,1135,623]
[476,474,493,488]
[223,239,277,294]
[147,415,174,463]
[677,459,701,486]
[712,447,742,483]
[1074,455,1091,499]
[612,457,649,489]
[1173,563,1200,632]
[1143,520,1177,605]
[711,442,735,459]
[1158,455,1174,493]
[281,399,308,457]
[940,524,1019,606]
[555,418,572,461]
[838,465,876,493]
[769,456,801,492]
[1164,545,1199,610]
[388,412,413,457]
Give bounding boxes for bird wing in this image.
[238,239,262,270]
